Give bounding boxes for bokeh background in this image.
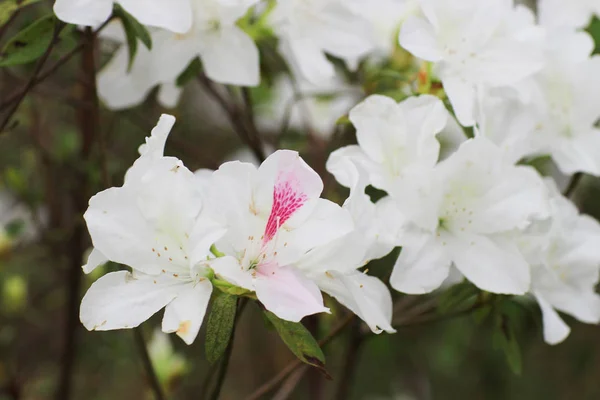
[2,1,600,399]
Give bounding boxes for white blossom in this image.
[389,137,549,295]
[53,0,193,33]
[202,150,354,322]
[270,0,375,85]
[520,180,600,344]
[399,0,543,126]
[80,115,226,344]
[97,0,260,110]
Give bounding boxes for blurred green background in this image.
[2,1,600,399]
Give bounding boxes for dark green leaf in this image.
[586,17,600,54]
[263,311,326,372]
[176,57,202,86]
[5,219,25,238]
[0,0,42,25]
[493,314,522,375]
[113,4,152,71]
[0,15,70,67]
[437,281,479,314]
[205,292,237,364]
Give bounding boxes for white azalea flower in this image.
[348,0,419,59]
[53,0,193,33]
[475,90,543,165]
[539,0,600,29]
[98,0,260,110]
[477,30,600,175]
[390,137,549,295]
[80,115,226,344]
[525,31,600,176]
[298,157,402,333]
[520,180,600,345]
[270,0,375,85]
[203,150,354,322]
[399,0,543,126]
[326,94,448,202]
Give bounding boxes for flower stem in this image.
[134,328,166,400]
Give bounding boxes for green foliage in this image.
[176,57,202,87]
[480,299,525,376]
[0,15,72,67]
[586,17,600,54]
[113,4,152,71]
[263,310,327,373]
[205,292,237,364]
[0,0,41,25]
[493,312,522,375]
[437,281,479,314]
[4,219,25,239]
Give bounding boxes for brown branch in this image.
[134,328,166,400]
[0,21,66,133]
[244,314,355,400]
[563,172,583,198]
[0,8,21,42]
[197,74,266,163]
[334,320,363,400]
[0,19,111,113]
[54,26,99,400]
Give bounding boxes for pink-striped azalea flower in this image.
[204,150,354,322]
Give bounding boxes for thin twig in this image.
[240,87,266,159]
[0,22,65,133]
[334,320,363,400]
[0,19,111,113]
[134,328,166,400]
[244,314,355,400]
[563,172,583,198]
[197,75,266,163]
[0,8,21,42]
[272,367,308,400]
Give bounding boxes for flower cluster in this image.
[60,0,600,346]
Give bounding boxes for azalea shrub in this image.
[2,0,600,399]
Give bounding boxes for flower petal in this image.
[399,16,443,62]
[534,293,570,345]
[442,76,476,127]
[200,26,260,87]
[118,0,193,34]
[450,233,530,295]
[80,271,182,331]
[161,279,212,345]
[209,256,254,291]
[82,248,108,274]
[390,235,451,294]
[53,0,113,27]
[317,270,395,334]
[255,266,329,322]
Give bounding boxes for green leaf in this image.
[176,57,202,87]
[437,281,479,314]
[0,0,42,25]
[492,313,522,375]
[0,15,70,67]
[586,17,600,54]
[335,115,351,126]
[205,292,237,364]
[113,4,152,71]
[263,311,327,372]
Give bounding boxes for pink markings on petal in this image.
[263,172,308,245]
